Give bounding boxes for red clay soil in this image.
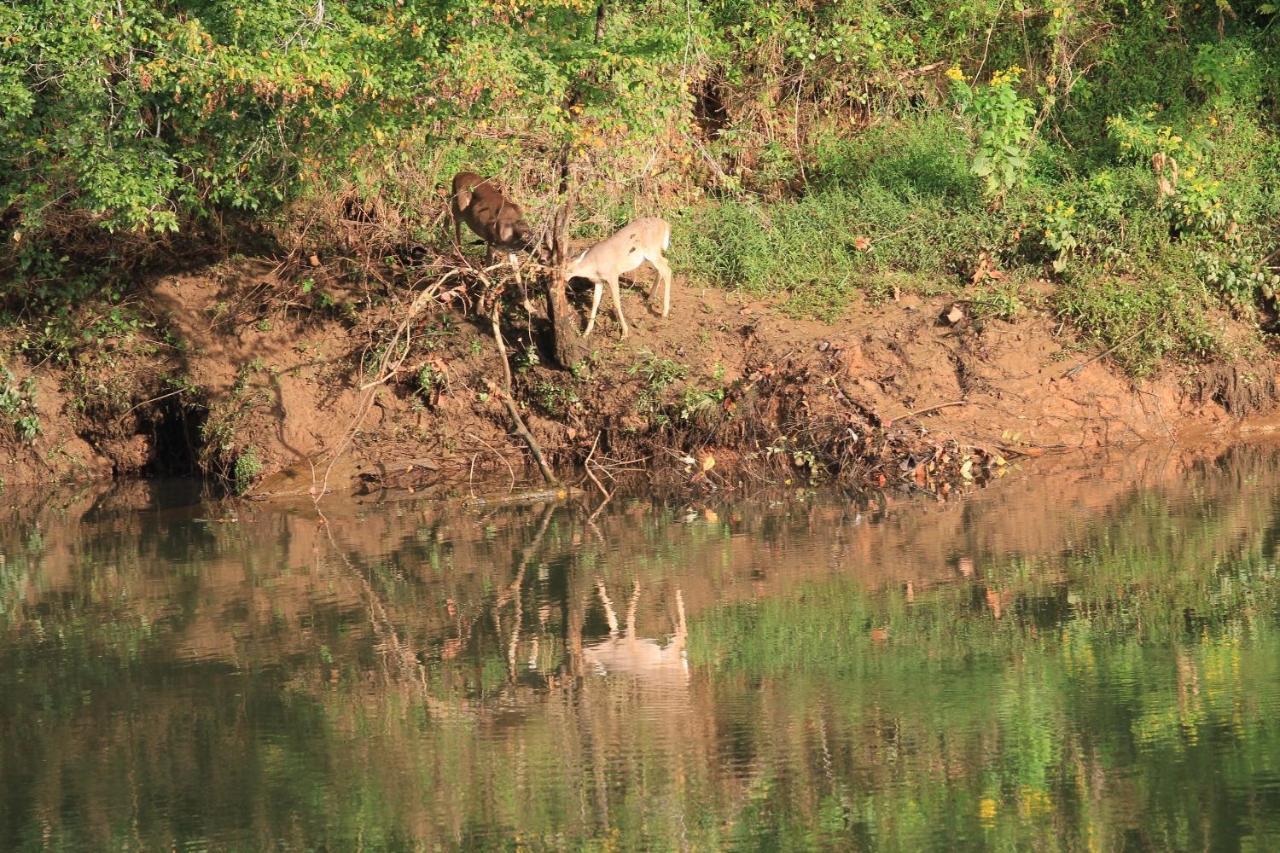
[3,260,1279,495]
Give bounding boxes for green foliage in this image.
[415,364,443,405]
[969,279,1026,321]
[5,0,1280,379]
[233,447,261,495]
[628,350,687,423]
[199,362,267,491]
[1052,272,1219,376]
[674,116,997,315]
[0,368,40,443]
[680,384,727,423]
[1038,200,1078,273]
[950,65,1037,199]
[0,0,691,247]
[628,351,687,392]
[531,379,581,418]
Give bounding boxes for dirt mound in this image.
[1,260,1276,495]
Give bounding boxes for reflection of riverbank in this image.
[5,440,1280,848]
[7,437,1280,664]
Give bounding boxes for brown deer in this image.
[565,217,672,338]
[450,171,535,261]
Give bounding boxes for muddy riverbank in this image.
[4,258,1279,496]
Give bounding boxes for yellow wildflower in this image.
[945,66,964,82]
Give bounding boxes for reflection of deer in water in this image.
[582,579,688,683]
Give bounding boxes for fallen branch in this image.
[895,61,945,80]
[464,430,518,494]
[1060,312,1165,380]
[116,387,186,420]
[884,399,968,429]
[488,301,556,485]
[463,486,577,508]
[491,385,558,485]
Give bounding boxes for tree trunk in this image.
[542,3,606,370]
[546,153,586,369]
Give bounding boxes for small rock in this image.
[308,254,321,268]
[940,303,966,326]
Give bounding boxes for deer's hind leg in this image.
[646,256,673,318]
[608,274,630,338]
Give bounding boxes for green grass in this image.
[671,116,1000,318]
[668,107,1273,374]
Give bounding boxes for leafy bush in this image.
[233,447,262,496]
[950,65,1037,199]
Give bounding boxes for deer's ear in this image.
[497,223,513,243]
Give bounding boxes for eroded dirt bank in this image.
[3,260,1279,495]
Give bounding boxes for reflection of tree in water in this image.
[5,443,1280,847]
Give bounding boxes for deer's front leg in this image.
[583,279,604,338]
[451,213,464,256]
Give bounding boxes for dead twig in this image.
[464,430,518,494]
[884,400,969,429]
[491,385,558,485]
[582,432,611,501]
[115,387,186,420]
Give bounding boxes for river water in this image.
[3,444,1280,850]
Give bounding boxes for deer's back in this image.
[605,216,668,247]
[451,172,529,248]
[575,217,669,276]
[468,181,522,225]
[451,171,484,198]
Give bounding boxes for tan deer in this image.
[565,217,672,338]
[582,580,688,684]
[450,171,535,261]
